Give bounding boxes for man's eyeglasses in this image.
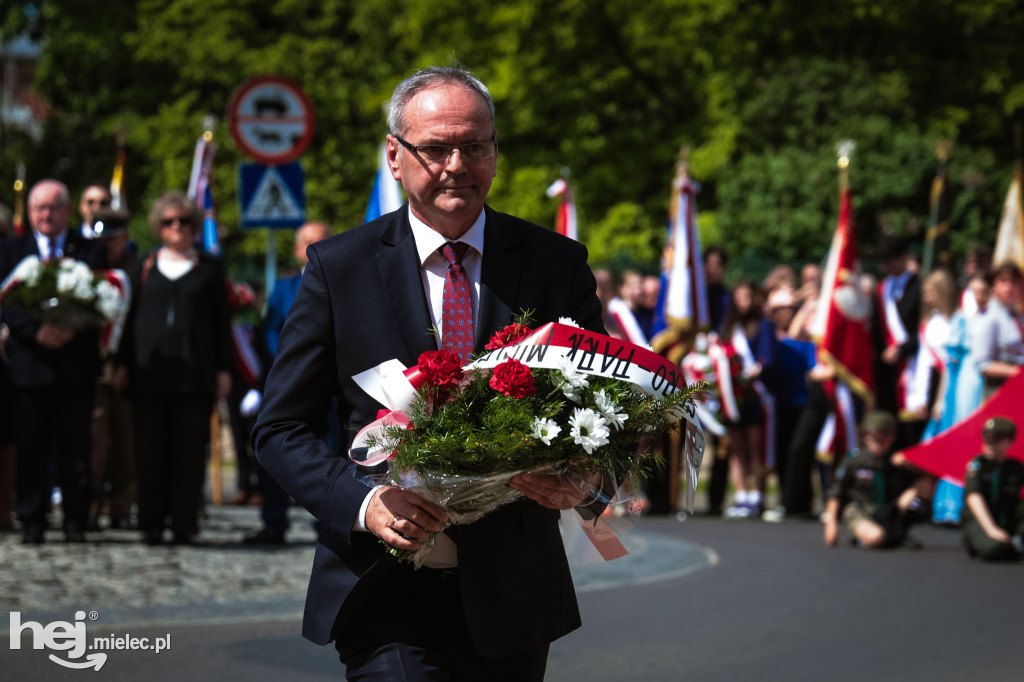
[393,134,497,164]
[85,198,111,207]
[29,203,68,213]
[161,216,194,228]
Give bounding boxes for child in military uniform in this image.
[962,416,1024,561]
[823,411,930,549]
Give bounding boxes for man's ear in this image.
[385,136,402,181]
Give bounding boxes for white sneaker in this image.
[723,505,753,520]
[762,507,785,523]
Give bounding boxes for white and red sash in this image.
[876,277,917,417]
[606,297,649,347]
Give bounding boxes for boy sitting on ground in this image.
[823,411,931,549]
[962,416,1024,561]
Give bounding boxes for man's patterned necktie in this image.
[440,241,474,362]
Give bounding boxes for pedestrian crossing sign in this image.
[239,162,306,228]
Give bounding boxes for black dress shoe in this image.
[109,515,135,531]
[22,525,45,545]
[243,528,286,545]
[170,532,193,546]
[65,529,87,543]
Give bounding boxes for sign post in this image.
[227,75,316,297]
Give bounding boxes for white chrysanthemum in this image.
[10,256,44,287]
[557,357,588,388]
[569,407,610,454]
[557,357,589,403]
[94,280,123,319]
[557,316,580,328]
[530,417,561,446]
[594,389,629,430]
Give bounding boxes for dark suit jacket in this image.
[0,231,107,387]
[253,205,603,658]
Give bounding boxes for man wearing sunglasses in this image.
[78,184,113,239]
[255,65,605,680]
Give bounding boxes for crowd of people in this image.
[1,176,1021,562]
[596,237,1023,559]
[0,179,331,546]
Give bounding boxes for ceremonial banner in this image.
[187,135,220,255]
[364,142,404,222]
[546,178,577,241]
[650,164,708,363]
[812,188,874,405]
[902,371,1024,484]
[993,169,1024,270]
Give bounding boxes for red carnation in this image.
[489,358,537,399]
[417,350,464,390]
[485,322,533,350]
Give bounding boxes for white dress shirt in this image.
[34,230,67,260]
[355,209,487,569]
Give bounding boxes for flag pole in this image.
[923,141,953,274]
[836,140,854,196]
[12,163,25,236]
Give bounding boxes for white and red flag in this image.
[812,188,875,405]
[546,177,577,241]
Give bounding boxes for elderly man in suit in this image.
[0,179,107,543]
[253,66,605,680]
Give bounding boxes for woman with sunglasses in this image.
[115,191,232,545]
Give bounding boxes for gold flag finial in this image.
[837,139,855,192]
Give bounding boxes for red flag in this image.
[902,372,1024,483]
[812,188,875,406]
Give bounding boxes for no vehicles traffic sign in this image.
[227,75,315,165]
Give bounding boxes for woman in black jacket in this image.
[116,191,232,544]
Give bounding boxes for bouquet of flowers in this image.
[353,317,709,567]
[0,255,128,330]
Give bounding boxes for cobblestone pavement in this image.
[0,505,711,632]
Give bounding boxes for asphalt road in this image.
[3,515,1021,681]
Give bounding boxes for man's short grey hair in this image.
[388,65,495,137]
[29,179,71,207]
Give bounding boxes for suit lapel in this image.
[476,208,523,353]
[376,208,437,364]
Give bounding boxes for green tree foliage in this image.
[2,0,1022,283]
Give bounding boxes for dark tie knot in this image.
[441,241,470,266]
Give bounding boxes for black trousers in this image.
[783,381,831,516]
[333,563,549,681]
[773,405,804,502]
[133,391,212,537]
[13,383,94,530]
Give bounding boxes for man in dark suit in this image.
[0,180,107,543]
[253,66,605,680]
[243,220,332,544]
[870,235,922,449]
